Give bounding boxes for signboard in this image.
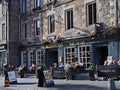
[51,67,65,79]
[43,70,54,87]
[97,65,120,77]
[8,71,17,84]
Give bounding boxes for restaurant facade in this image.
[20,0,120,69]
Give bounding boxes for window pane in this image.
[49,15,55,33]
[34,20,40,36]
[87,3,96,25]
[78,45,91,69]
[93,3,96,24]
[88,4,92,25]
[35,0,40,7]
[22,0,26,13]
[65,47,75,63]
[71,10,73,28]
[23,23,27,39]
[66,9,73,30]
[2,23,5,40]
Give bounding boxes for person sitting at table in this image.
[104,60,108,65]
[53,63,57,67]
[109,59,118,65]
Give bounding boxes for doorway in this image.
[96,46,108,65]
[45,48,58,68]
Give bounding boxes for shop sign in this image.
[69,41,86,46]
[27,47,35,51]
[0,44,7,50]
[97,65,120,77]
[42,44,63,49]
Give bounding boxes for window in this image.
[2,23,5,40]
[87,2,96,25]
[2,4,5,16]
[36,50,44,65]
[22,23,27,39]
[48,15,55,33]
[65,9,73,30]
[79,45,91,69]
[34,0,41,8]
[21,51,27,66]
[64,47,75,64]
[29,51,35,65]
[35,20,40,36]
[47,0,54,3]
[22,0,26,13]
[0,53,2,69]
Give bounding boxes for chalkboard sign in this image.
[97,65,120,77]
[8,71,17,84]
[51,67,65,79]
[43,70,54,87]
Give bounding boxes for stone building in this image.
[0,0,19,69]
[20,0,120,69]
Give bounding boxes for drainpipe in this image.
[115,0,118,28]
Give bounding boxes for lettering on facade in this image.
[70,41,86,46]
[27,48,35,51]
[42,44,63,49]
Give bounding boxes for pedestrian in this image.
[31,64,36,74]
[4,64,9,87]
[64,61,71,80]
[36,64,45,87]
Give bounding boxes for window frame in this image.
[34,0,41,8]
[64,47,75,64]
[36,50,44,65]
[86,2,96,26]
[34,19,40,37]
[2,23,5,40]
[22,23,27,39]
[65,8,73,31]
[29,51,36,65]
[21,51,27,66]
[22,0,27,13]
[48,15,55,33]
[78,45,91,69]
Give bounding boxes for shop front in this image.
[0,44,7,75]
[20,34,120,70]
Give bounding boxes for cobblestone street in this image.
[0,76,120,90]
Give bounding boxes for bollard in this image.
[107,78,116,90]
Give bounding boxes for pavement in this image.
[0,75,120,90]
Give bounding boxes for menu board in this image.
[8,71,17,84]
[43,70,54,87]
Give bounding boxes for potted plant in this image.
[88,65,95,81]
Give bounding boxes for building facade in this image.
[20,0,120,69]
[0,0,20,69]
[0,1,7,69]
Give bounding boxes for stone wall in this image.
[9,0,20,66]
[42,0,116,39]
